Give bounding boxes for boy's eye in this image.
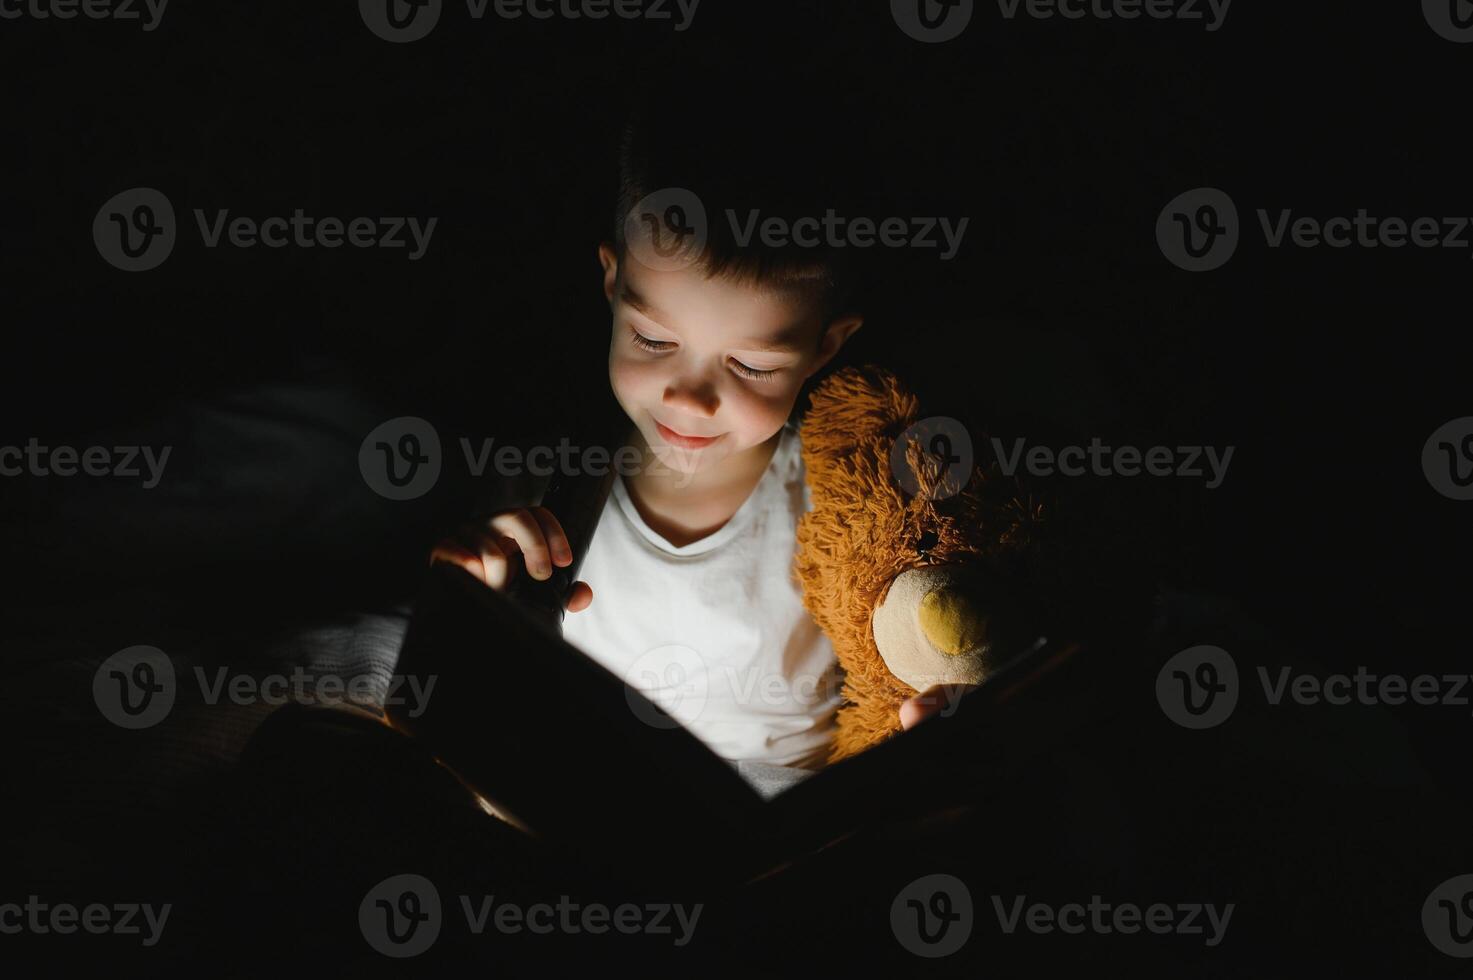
[729,359,778,381]
[627,326,779,382]
[628,327,673,353]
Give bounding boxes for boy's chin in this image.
[648,441,746,489]
[649,445,717,477]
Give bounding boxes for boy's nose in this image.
[663,384,719,418]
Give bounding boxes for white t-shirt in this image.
[562,420,843,773]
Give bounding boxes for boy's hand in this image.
[428,506,593,613]
[899,683,979,730]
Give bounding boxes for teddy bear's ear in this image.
[799,364,919,460]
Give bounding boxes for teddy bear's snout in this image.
[872,566,996,691]
[918,587,989,656]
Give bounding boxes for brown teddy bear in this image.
[794,364,1045,764]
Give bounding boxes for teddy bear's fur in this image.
[793,364,1044,764]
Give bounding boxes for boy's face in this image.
[599,243,861,479]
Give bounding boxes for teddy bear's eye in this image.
[916,530,939,554]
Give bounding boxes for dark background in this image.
[2,0,1469,970]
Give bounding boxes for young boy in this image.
[429,94,944,784]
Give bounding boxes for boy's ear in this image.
[808,314,864,378]
[598,242,619,306]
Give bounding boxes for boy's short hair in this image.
[611,86,869,329]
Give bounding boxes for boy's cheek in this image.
[743,385,803,430]
[608,356,652,402]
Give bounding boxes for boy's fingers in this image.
[564,581,593,613]
[486,509,553,580]
[428,542,475,573]
[432,503,577,592]
[430,540,499,589]
[899,693,940,731]
[899,683,980,730]
[451,530,514,590]
[529,506,574,566]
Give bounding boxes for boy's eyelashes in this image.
[626,325,674,353]
[624,324,780,382]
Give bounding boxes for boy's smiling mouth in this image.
[654,418,722,449]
